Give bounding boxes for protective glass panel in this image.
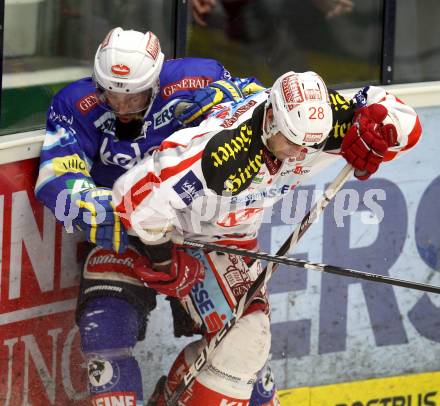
[187,0,383,89]
[1,0,173,135]
[394,1,440,83]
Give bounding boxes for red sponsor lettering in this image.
[0,158,88,404]
[209,104,231,119]
[217,207,263,228]
[216,109,230,119]
[220,100,258,128]
[303,132,323,143]
[92,392,136,406]
[111,64,131,76]
[146,32,160,60]
[305,88,322,100]
[281,74,304,109]
[161,76,213,99]
[204,311,226,332]
[76,93,99,115]
[85,247,139,279]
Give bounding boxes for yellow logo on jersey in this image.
[53,154,90,177]
[224,152,263,193]
[203,122,265,195]
[210,124,253,167]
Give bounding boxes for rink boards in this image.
[0,105,439,404]
[279,371,440,405]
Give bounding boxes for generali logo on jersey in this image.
[162,76,213,99]
[111,64,131,76]
[76,93,99,115]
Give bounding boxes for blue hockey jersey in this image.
[35,57,259,217]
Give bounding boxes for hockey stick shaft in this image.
[274,163,354,258]
[167,164,353,405]
[183,239,440,294]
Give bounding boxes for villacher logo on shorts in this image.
[88,358,120,391]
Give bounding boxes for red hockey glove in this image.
[341,104,397,180]
[134,245,205,299]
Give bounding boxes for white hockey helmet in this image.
[93,27,164,95]
[265,71,333,147]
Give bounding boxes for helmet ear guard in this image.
[268,71,333,147]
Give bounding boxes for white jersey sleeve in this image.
[113,125,210,243]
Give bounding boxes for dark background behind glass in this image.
[1,0,439,136]
[394,0,440,83]
[186,0,383,89]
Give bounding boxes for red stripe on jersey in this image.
[117,150,204,228]
[158,132,209,152]
[160,150,203,181]
[159,140,186,151]
[116,172,160,228]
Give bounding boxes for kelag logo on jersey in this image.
[202,121,264,195]
[172,170,204,205]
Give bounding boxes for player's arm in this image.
[112,130,207,297]
[35,94,127,252]
[174,63,265,126]
[35,94,97,219]
[340,86,422,179]
[323,87,422,180]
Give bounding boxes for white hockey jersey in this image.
[112,87,421,245]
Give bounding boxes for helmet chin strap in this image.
[261,102,278,149]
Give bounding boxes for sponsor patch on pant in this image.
[91,391,137,406]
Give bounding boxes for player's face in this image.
[265,107,305,160]
[101,89,152,122]
[267,132,304,160]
